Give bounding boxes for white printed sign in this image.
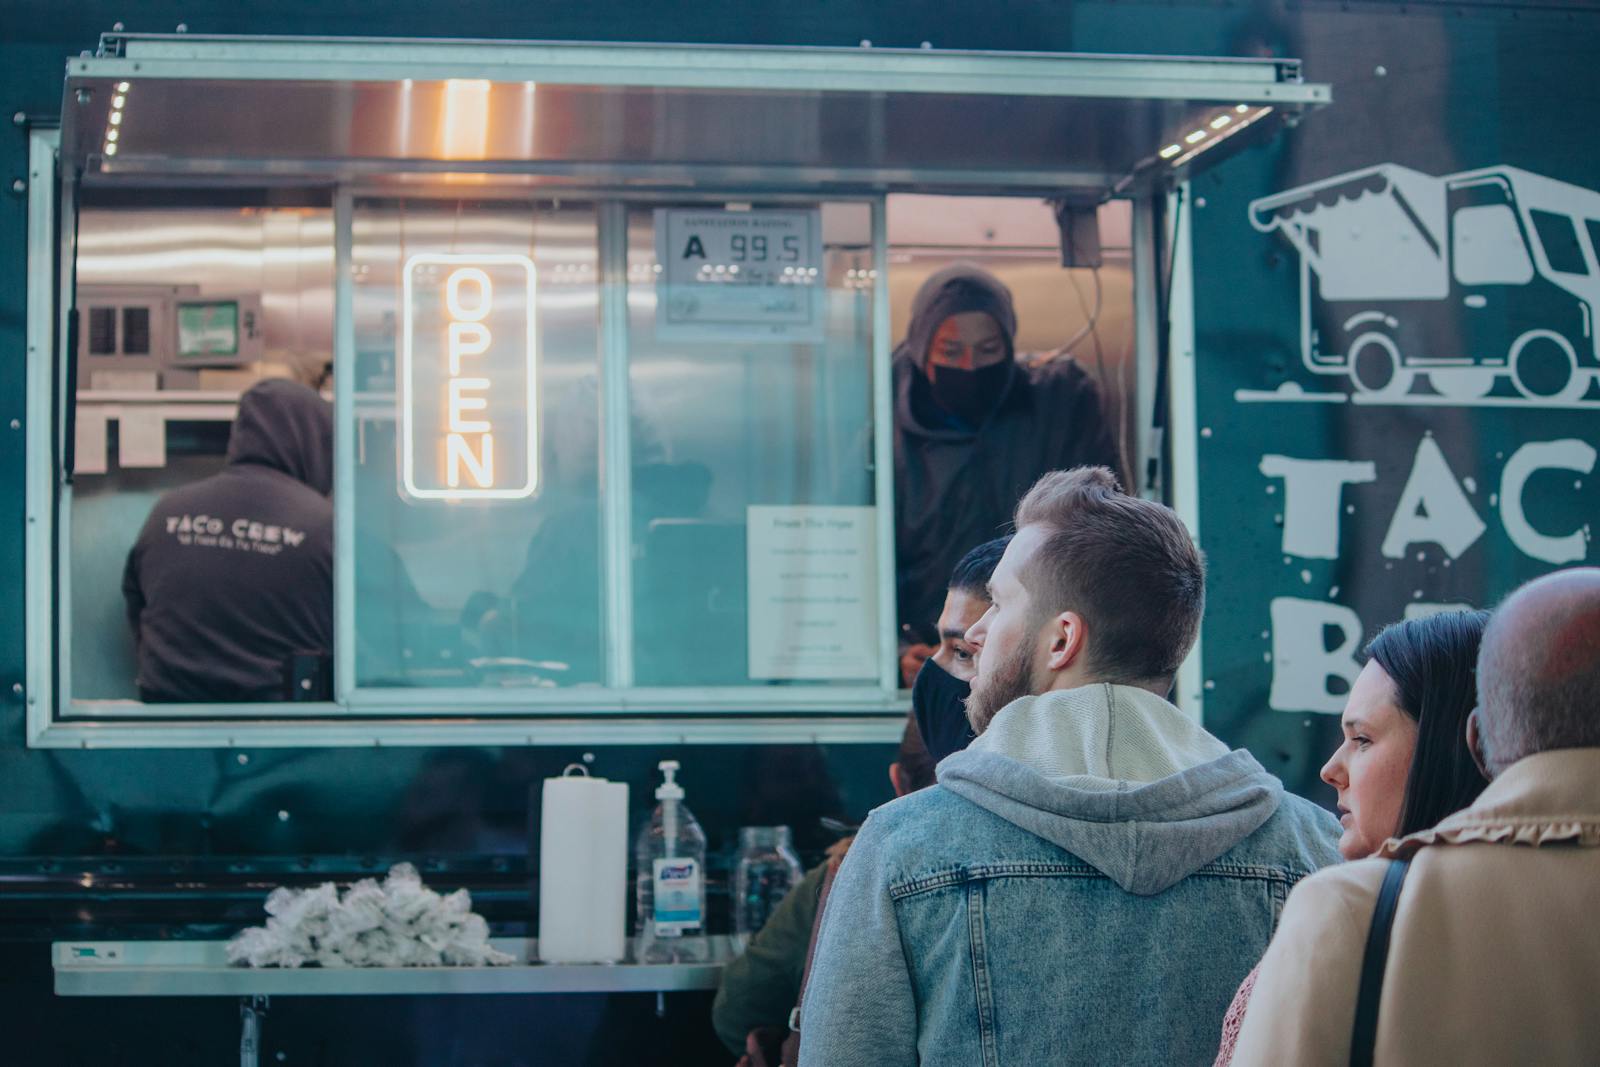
[1231,162,1600,719]
[655,209,825,343]
[1243,162,1600,408]
[746,506,878,681]
[1258,433,1595,713]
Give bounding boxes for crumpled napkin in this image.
[226,863,515,968]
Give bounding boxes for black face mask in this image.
[929,362,1009,427]
[912,658,976,765]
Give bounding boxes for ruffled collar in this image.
[1378,747,1600,859]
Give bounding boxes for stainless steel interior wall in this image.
[77,207,335,383]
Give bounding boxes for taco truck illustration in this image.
[1249,163,1600,403]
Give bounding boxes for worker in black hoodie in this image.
[893,263,1119,683]
[122,379,333,702]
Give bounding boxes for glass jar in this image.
[731,825,804,953]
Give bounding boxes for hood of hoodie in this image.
[937,684,1284,896]
[894,262,1022,440]
[226,379,333,495]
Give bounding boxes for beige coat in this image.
[1231,747,1600,1067]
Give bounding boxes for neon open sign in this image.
[400,254,538,500]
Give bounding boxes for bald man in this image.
[1232,567,1600,1067]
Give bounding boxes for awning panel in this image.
[63,36,1331,197]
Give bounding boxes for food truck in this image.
[5,5,1595,1063]
[11,29,1321,1058]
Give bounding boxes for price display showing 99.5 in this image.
[655,207,826,339]
[661,209,821,290]
[728,233,803,263]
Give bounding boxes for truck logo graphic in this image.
[1243,163,1600,407]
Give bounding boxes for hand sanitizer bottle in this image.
[634,760,708,963]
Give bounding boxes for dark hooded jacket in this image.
[122,379,334,702]
[893,263,1120,638]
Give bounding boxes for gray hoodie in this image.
[939,684,1285,894]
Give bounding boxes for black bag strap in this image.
[1350,857,1412,1067]
[790,857,841,1032]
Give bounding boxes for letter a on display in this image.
[1381,436,1486,560]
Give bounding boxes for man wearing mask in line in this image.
[712,536,1005,1064]
[894,263,1118,685]
[123,379,333,702]
[910,535,1011,764]
[799,467,1340,1067]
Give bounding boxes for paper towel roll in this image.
[538,766,629,963]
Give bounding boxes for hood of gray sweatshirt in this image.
[937,683,1284,896]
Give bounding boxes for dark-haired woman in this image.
[1214,609,1490,1067]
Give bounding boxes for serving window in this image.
[41,179,898,735]
[350,198,607,692]
[65,199,337,707]
[24,34,1326,745]
[342,195,885,697]
[623,204,880,689]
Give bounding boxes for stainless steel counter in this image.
[54,937,730,997]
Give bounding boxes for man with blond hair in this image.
[799,467,1340,1067]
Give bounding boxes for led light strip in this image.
[102,81,130,158]
[1157,103,1273,167]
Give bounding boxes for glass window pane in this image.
[351,199,604,689]
[1530,208,1588,275]
[626,203,879,687]
[1452,205,1534,286]
[122,306,152,354]
[71,204,336,703]
[88,306,117,355]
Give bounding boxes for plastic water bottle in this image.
[732,826,804,953]
[634,760,708,963]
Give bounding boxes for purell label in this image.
[652,858,703,936]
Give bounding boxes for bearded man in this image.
[798,467,1340,1067]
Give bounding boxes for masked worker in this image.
[122,379,334,702]
[893,262,1119,683]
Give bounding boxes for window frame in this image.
[1451,203,1537,287]
[1526,207,1590,277]
[22,35,1320,746]
[26,131,906,748]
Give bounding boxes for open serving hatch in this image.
[25,35,1329,748]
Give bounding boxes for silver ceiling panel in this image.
[59,36,1330,198]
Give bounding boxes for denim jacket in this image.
[798,684,1342,1067]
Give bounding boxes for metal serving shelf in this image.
[54,936,731,997]
[55,935,731,1066]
